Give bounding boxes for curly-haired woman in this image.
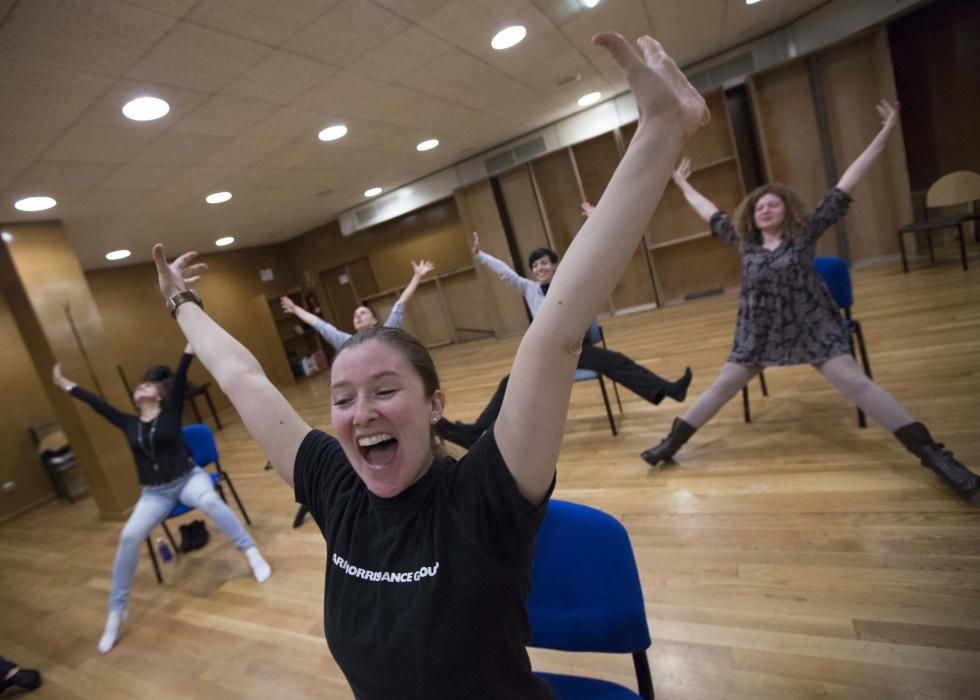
[642,101,979,499]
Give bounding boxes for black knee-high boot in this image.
[641,418,697,467]
[894,422,980,497]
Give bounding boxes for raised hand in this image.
[471,231,481,256]
[876,99,900,132]
[673,156,692,184]
[593,33,708,140]
[580,201,596,218]
[151,244,207,300]
[280,296,297,315]
[52,363,73,391]
[412,260,435,278]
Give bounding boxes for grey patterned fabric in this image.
[711,188,853,366]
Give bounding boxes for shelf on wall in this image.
[648,230,713,251]
[359,265,476,303]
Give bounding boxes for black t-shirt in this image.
[69,353,195,486]
[293,426,556,699]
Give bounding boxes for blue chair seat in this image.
[536,672,643,699]
[165,471,220,518]
[575,369,600,381]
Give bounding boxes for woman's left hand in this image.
[412,259,435,278]
[152,244,207,300]
[877,99,900,132]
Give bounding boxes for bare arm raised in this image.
[494,33,708,503]
[671,157,720,222]
[837,100,900,194]
[152,246,310,487]
[280,296,322,329]
[395,260,434,307]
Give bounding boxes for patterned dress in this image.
[710,187,853,366]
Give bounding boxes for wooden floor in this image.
[2,258,979,699]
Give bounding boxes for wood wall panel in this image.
[573,132,657,310]
[819,29,911,262]
[439,269,495,342]
[652,235,742,304]
[498,166,550,268]
[405,282,453,347]
[680,90,736,167]
[454,181,529,338]
[530,149,584,256]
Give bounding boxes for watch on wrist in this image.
[167,289,203,318]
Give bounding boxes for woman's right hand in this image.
[673,156,692,184]
[471,231,481,256]
[280,296,297,315]
[152,244,207,301]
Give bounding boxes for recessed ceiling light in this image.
[1,231,13,243]
[364,187,382,198]
[215,236,235,247]
[746,0,763,4]
[205,191,232,204]
[416,139,439,151]
[577,91,601,107]
[582,0,601,7]
[105,249,131,261]
[491,25,526,50]
[318,124,348,141]
[14,196,57,212]
[122,96,170,122]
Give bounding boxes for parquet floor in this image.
[2,258,978,699]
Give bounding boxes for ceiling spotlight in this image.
[318,124,348,141]
[1,231,13,243]
[215,236,235,247]
[582,0,601,7]
[122,96,170,121]
[364,187,382,198]
[14,196,57,212]
[491,25,526,50]
[416,139,439,151]
[205,191,232,204]
[577,91,601,107]
[746,0,763,4]
[105,249,131,261]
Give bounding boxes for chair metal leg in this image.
[161,521,180,560]
[957,223,968,271]
[899,230,909,273]
[217,462,252,525]
[146,537,163,584]
[758,370,769,397]
[846,333,868,429]
[597,377,618,436]
[742,385,751,423]
[632,651,655,700]
[612,381,623,414]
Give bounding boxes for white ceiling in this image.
[0,0,826,270]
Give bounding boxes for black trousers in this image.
[470,345,671,432]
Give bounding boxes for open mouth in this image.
[357,433,399,469]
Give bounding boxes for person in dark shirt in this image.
[52,345,271,654]
[150,31,709,698]
[641,102,979,499]
[436,231,692,448]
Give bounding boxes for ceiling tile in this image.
[77,79,212,129]
[283,0,411,68]
[42,124,159,164]
[96,163,190,191]
[186,0,341,45]
[171,94,279,137]
[119,0,199,18]
[10,161,119,194]
[221,50,337,105]
[0,58,113,128]
[132,131,233,165]
[126,22,272,92]
[370,0,453,23]
[0,0,177,77]
[346,26,455,82]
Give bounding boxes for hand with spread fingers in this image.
[151,244,207,300]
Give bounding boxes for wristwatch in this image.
[167,289,203,317]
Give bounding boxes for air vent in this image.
[482,135,547,175]
[354,205,377,224]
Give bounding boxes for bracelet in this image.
[166,290,203,318]
[63,382,76,393]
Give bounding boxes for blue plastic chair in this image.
[529,500,654,699]
[145,424,252,583]
[742,256,873,427]
[574,321,624,436]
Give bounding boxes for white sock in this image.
[244,546,271,583]
[98,608,127,654]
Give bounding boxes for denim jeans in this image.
[108,466,254,611]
